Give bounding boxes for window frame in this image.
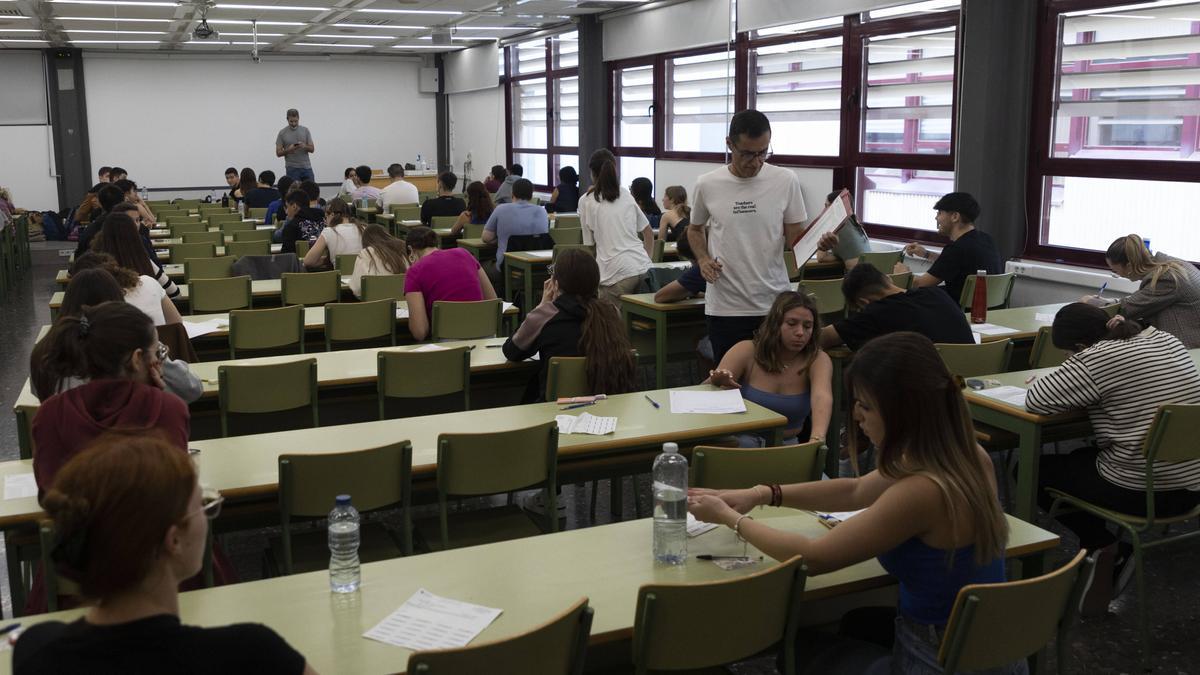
[503,33,580,192]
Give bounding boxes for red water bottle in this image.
[970,269,988,324]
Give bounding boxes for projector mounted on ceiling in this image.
[191,0,220,40]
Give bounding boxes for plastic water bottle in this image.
[140,185,149,202]
[652,442,688,565]
[328,494,361,593]
[237,199,245,217]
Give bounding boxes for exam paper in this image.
[669,389,747,414]
[1035,313,1056,323]
[409,344,447,352]
[790,189,853,265]
[3,474,37,501]
[395,305,410,319]
[363,588,502,652]
[686,512,718,537]
[975,385,1028,408]
[554,412,617,435]
[970,323,1019,336]
[819,510,865,523]
[183,319,227,339]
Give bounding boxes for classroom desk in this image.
[0,511,1058,672]
[48,278,355,312]
[55,264,185,286]
[619,293,708,389]
[457,237,496,263]
[148,224,272,239]
[150,243,283,262]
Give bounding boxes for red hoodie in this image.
[31,379,190,497]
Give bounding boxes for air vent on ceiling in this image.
[356,18,392,26]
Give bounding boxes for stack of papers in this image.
[975,385,1028,408]
[669,389,747,414]
[363,589,502,651]
[970,323,1019,336]
[554,412,617,435]
[183,319,227,339]
[3,474,37,500]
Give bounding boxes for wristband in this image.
[770,484,783,508]
[733,514,753,540]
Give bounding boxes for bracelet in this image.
[755,484,771,507]
[733,514,754,540]
[770,484,783,508]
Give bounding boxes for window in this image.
[665,50,735,153]
[856,167,955,231]
[552,31,578,70]
[503,32,579,190]
[614,64,655,148]
[512,80,547,149]
[1043,175,1200,259]
[515,37,545,75]
[749,36,844,156]
[861,27,956,155]
[553,76,578,147]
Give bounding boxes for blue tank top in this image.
[877,537,1005,626]
[739,384,811,431]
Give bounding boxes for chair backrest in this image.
[858,250,903,270]
[431,215,458,230]
[206,212,242,225]
[410,598,593,675]
[166,215,201,226]
[169,242,217,264]
[650,238,665,263]
[229,304,305,358]
[551,244,595,262]
[546,357,589,400]
[1028,325,1068,369]
[336,253,358,276]
[633,556,807,675]
[190,275,251,314]
[38,519,82,612]
[935,339,1013,378]
[174,199,201,210]
[507,233,555,255]
[554,214,580,229]
[958,273,1015,310]
[324,299,395,350]
[361,274,406,302]
[939,549,1093,673]
[218,358,318,436]
[550,228,583,246]
[295,239,311,258]
[464,223,486,239]
[282,270,340,306]
[247,207,268,219]
[184,256,236,283]
[692,442,826,488]
[220,221,256,234]
[419,191,438,204]
[377,347,471,418]
[797,278,845,319]
[431,299,502,340]
[1142,404,1200,465]
[183,230,223,245]
[889,271,913,290]
[226,240,270,258]
[169,222,208,237]
[390,204,421,221]
[234,229,273,242]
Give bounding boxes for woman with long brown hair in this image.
[70,251,182,327]
[348,224,410,299]
[451,180,495,235]
[502,248,637,401]
[92,210,180,300]
[689,332,1014,674]
[1095,234,1200,348]
[231,167,256,205]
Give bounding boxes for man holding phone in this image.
[275,108,315,182]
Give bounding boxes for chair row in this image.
[2,215,33,294]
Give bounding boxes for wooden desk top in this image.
[57,265,186,286]
[620,293,707,313]
[457,238,495,250]
[972,303,1068,341]
[49,278,352,310]
[0,512,1057,674]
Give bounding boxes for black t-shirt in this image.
[243,187,282,209]
[14,615,306,675]
[420,195,467,225]
[927,228,1003,304]
[833,288,975,351]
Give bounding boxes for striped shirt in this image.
[1025,327,1200,491]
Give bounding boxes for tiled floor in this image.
[3,242,1198,672]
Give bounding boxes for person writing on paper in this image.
[403,226,495,341]
[687,110,808,365]
[503,248,636,403]
[705,291,831,447]
[1026,303,1200,613]
[688,332,1015,674]
[893,192,1003,305]
[13,434,316,675]
[1090,234,1200,348]
[814,190,871,270]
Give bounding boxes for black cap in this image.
[932,192,980,223]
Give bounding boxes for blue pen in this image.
[560,402,595,411]
[1098,281,1108,296]
[644,394,661,409]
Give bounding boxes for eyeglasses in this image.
[186,486,224,520]
[730,145,773,162]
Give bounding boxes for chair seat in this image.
[1046,488,1200,527]
[414,504,548,553]
[264,521,404,576]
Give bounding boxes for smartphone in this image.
[965,378,985,390]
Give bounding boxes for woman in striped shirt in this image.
[1026,303,1200,611]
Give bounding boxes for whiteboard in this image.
[0,51,48,125]
[83,53,438,189]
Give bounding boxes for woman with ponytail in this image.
[578,149,654,309]
[1097,234,1200,348]
[502,248,636,401]
[303,197,363,270]
[656,185,691,242]
[1028,302,1200,612]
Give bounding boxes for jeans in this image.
[599,273,650,310]
[873,616,1028,675]
[706,314,765,365]
[285,166,314,182]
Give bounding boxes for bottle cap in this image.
[976,269,987,275]
[335,494,351,506]
[663,442,679,454]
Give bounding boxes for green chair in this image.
[430,421,559,550]
[431,215,458,230]
[156,209,187,220]
[939,549,1094,674]
[554,214,580,229]
[168,242,217,265]
[551,244,595,262]
[361,274,406,302]
[1028,325,1068,369]
[464,223,486,239]
[889,271,913,290]
[546,357,588,400]
[389,204,421,221]
[226,240,270,258]
[550,228,582,246]
[858,250,903,270]
[282,270,340,306]
[335,253,357,276]
[220,221,255,234]
[183,231,223,245]
[234,229,273,242]
[1048,404,1200,669]
[784,250,802,282]
[229,304,305,358]
[198,203,228,214]
[169,222,208,237]
[935,339,1013,378]
[189,275,251,315]
[324,299,396,351]
[419,191,437,204]
[692,442,826,488]
[183,256,236,283]
[431,299,502,340]
[247,207,268,220]
[218,358,318,437]
[166,215,201,226]
[958,273,1016,311]
[797,278,845,320]
[410,598,592,675]
[174,199,202,210]
[377,346,471,419]
[271,442,414,576]
[296,240,310,258]
[650,239,665,263]
[632,556,807,675]
[207,212,242,226]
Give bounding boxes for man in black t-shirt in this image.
[419,171,467,225]
[894,192,1003,305]
[819,263,975,351]
[243,170,283,209]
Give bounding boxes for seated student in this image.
[72,183,105,229]
[348,224,410,299]
[502,248,636,402]
[299,179,323,210]
[230,168,256,206]
[340,166,358,196]
[484,165,506,194]
[545,166,580,214]
[654,233,705,303]
[579,149,654,308]
[818,263,974,350]
[113,178,157,228]
[419,171,466,225]
[1094,234,1200,348]
[109,167,128,182]
[494,163,522,204]
[894,192,1003,304]
[70,252,182,328]
[630,177,662,231]
[264,175,294,227]
[303,198,362,270]
[688,332,1018,675]
[222,166,239,202]
[656,185,690,242]
[350,165,383,207]
[482,178,549,288]
[97,165,112,183]
[814,190,871,269]
[243,170,282,210]
[403,226,496,341]
[1027,303,1200,612]
[13,433,315,675]
[706,291,832,447]
[379,163,419,209]
[279,191,326,254]
[75,184,125,258]
[93,211,181,300]
[451,181,495,236]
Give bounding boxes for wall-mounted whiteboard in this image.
[83,53,437,189]
[444,44,500,95]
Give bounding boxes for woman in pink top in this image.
[403,226,498,341]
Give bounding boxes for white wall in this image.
[0,126,58,212]
[654,160,832,222]
[444,44,500,95]
[448,86,506,182]
[603,0,731,61]
[82,53,437,192]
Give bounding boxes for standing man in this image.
[687,109,808,365]
[276,108,315,183]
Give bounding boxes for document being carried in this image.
[789,188,854,266]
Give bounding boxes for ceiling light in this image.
[67,29,168,34]
[183,40,273,45]
[453,26,532,30]
[215,3,329,10]
[417,36,496,41]
[207,19,306,26]
[330,23,425,29]
[51,0,179,6]
[70,39,164,43]
[219,31,285,36]
[293,41,370,47]
[0,29,42,32]
[357,8,462,15]
[0,39,49,42]
[58,16,174,22]
[391,44,458,49]
[307,33,392,39]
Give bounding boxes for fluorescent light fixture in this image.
[330,22,425,29]
[1091,12,1155,18]
[0,39,49,42]
[67,29,168,34]
[218,32,285,36]
[58,16,174,22]
[207,19,306,26]
[391,44,457,49]
[52,0,179,6]
[453,26,532,30]
[417,36,497,41]
[184,40,273,45]
[293,41,370,47]
[214,3,329,10]
[307,33,392,39]
[0,28,43,32]
[357,8,462,15]
[70,39,164,43]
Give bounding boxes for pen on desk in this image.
[486,344,503,348]
[644,394,661,409]
[1024,374,1038,385]
[1098,281,1108,296]
[696,555,762,561]
[0,623,21,636]
[560,402,595,410]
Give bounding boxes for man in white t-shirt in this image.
[380,163,420,209]
[687,109,808,365]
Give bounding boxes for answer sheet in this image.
[975,385,1028,408]
[970,323,1019,336]
[686,512,718,537]
[3,474,36,501]
[183,319,227,339]
[669,389,747,414]
[363,588,502,652]
[554,412,617,435]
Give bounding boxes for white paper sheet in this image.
[409,344,447,352]
[789,190,853,265]
[395,305,410,319]
[3,474,37,500]
[554,412,617,435]
[669,389,747,414]
[972,332,982,345]
[183,319,227,339]
[970,323,1019,336]
[1035,313,1056,323]
[363,588,502,652]
[819,510,865,523]
[686,512,718,537]
[975,385,1028,408]
[502,301,516,314]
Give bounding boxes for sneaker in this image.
[1079,543,1117,617]
[1111,542,1136,600]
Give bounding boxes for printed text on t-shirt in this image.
[732,201,757,215]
